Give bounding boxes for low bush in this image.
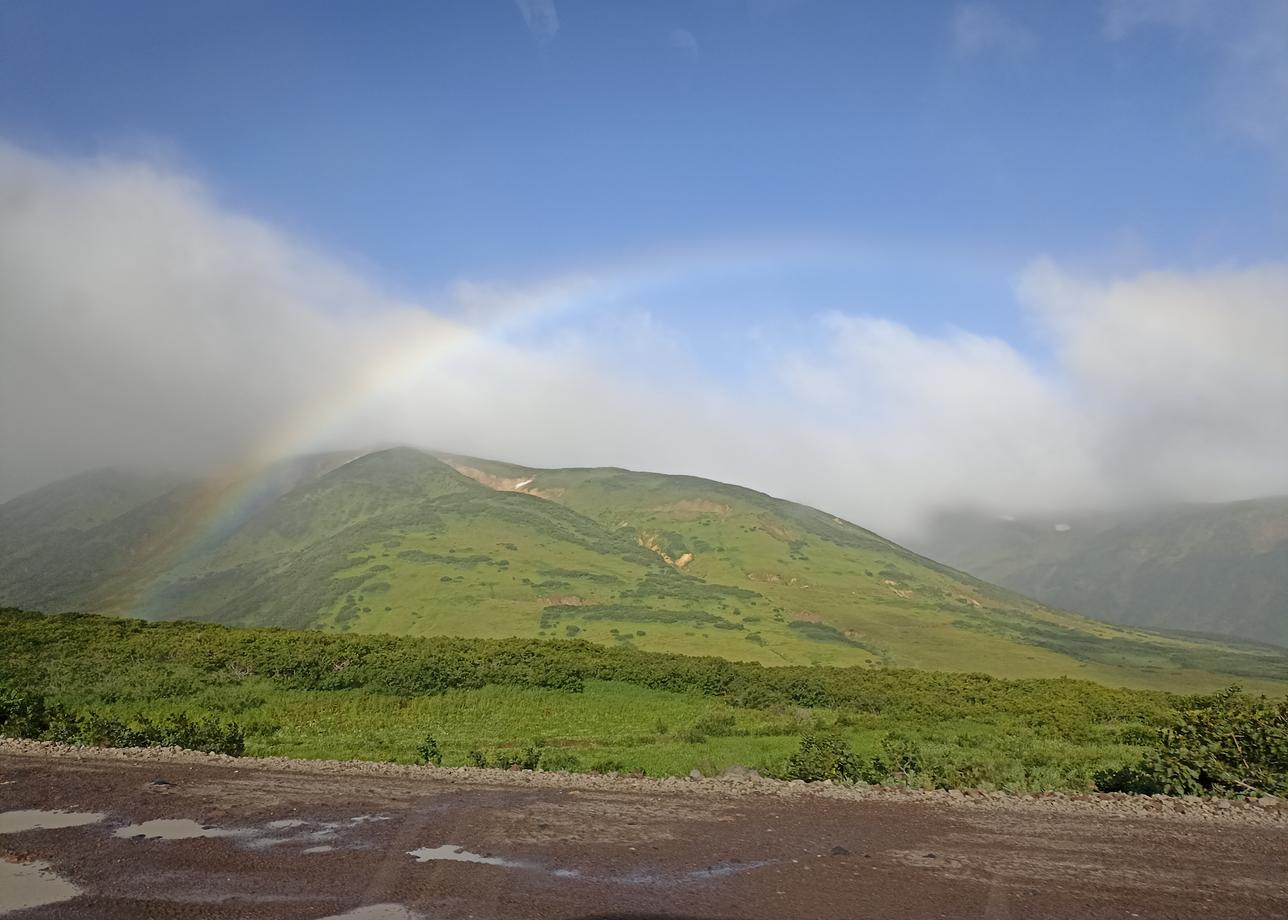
[782,733,861,782]
[860,731,924,784]
[0,688,244,756]
[465,744,543,770]
[691,713,739,737]
[0,688,66,738]
[416,734,442,766]
[1096,687,1287,797]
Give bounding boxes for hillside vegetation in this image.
[0,607,1188,790]
[919,499,1288,647]
[1,448,1285,692]
[4,610,1283,796]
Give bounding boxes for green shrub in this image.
[70,713,150,748]
[0,690,244,756]
[691,713,739,737]
[1097,687,1287,797]
[512,744,542,770]
[480,744,542,771]
[861,731,923,783]
[149,712,245,755]
[0,688,60,737]
[1115,723,1158,745]
[416,734,442,766]
[1092,763,1163,795]
[783,733,861,782]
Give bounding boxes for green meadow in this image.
[0,608,1197,791]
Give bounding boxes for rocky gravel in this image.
[3,737,1284,826]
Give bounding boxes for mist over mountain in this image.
[3,141,1288,542]
[917,498,1288,647]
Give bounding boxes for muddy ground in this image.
[0,741,1285,919]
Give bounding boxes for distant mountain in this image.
[1,447,1284,692]
[917,498,1288,648]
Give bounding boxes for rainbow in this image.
[125,236,988,615]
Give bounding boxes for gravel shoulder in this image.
[2,737,1285,825]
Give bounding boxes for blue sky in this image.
[3,1,1283,328]
[2,1,1287,530]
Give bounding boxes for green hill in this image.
[1,447,1284,692]
[918,500,1288,648]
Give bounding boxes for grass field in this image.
[0,608,1210,791]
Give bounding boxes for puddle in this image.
[113,819,244,840]
[0,860,82,914]
[686,860,769,880]
[244,814,388,851]
[613,861,768,886]
[406,844,582,878]
[407,845,527,868]
[404,844,765,886]
[112,813,384,849]
[0,810,105,834]
[316,905,422,920]
[243,821,343,850]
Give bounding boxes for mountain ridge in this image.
[1,446,1285,693]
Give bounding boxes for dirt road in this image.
[1,744,1285,919]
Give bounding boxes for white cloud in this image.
[0,141,747,505]
[514,0,559,44]
[1,141,1286,542]
[951,3,1036,60]
[668,28,700,64]
[1019,259,1288,501]
[774,314,1100,534]
[0,142,451,489]
[771,260,1288,531]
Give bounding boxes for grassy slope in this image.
[0,468,181,609]
[0,453,360,615]
[1,448,1285,692]
[1,608,1176,790]
[432,454,1288,693]
[918,499,1288,647]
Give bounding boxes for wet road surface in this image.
[1,750,1285,919]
